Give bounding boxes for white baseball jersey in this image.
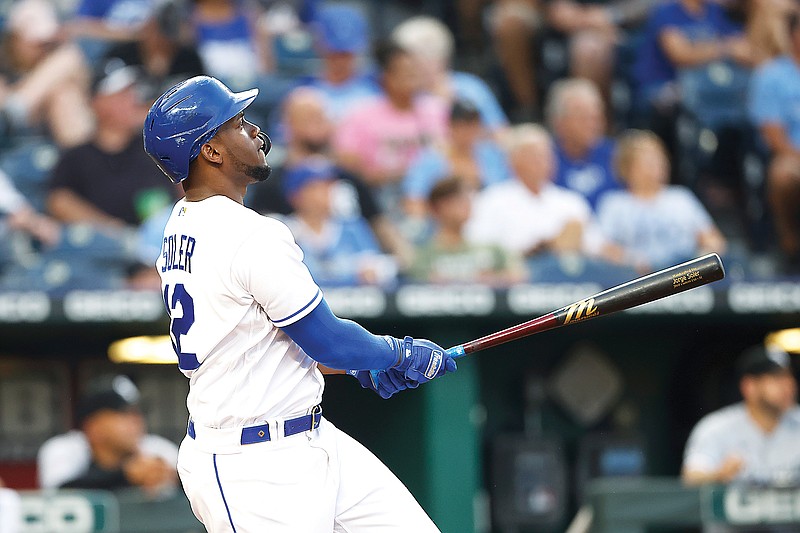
[156,196,324,428]
[683,403,800,484]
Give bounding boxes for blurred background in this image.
[1,0,800,531]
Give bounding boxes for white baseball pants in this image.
[177,416,441,532]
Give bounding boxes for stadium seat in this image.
[0,224,139,294]
[526,254,639,287]
[679,61,751,131]
[273,29,320,76]
[0,136,59,212]
[490,434,568,533]
[674,61,752,187]
[574,431,648,504]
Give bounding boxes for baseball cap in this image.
[282,158,337,199]
[314,5,369,54]
[7,0,59,43]
[76,375,141,426]
[737,344,792,377]
[92,57,142,96]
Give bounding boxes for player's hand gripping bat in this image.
[444,252,725,359]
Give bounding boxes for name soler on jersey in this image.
[162,233,196,273]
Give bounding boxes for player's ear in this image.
[198,141,223,165]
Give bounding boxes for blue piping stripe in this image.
[272,288,321,326]
[213,454,237,532]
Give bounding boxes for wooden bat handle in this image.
[447,253,725,358]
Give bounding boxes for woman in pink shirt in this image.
[334,40,448,216]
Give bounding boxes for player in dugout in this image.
[142,75,457,532]
[682,344,800,487]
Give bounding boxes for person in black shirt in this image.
[47,58,179,229]
[44,58,179,289]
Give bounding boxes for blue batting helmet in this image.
[143,76,259,183]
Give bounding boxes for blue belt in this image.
[188,405,322,445]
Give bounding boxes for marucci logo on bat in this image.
[562,298,599,324]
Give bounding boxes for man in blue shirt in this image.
[633,0,750,123]
[65,0,155,61]
[749,11,800,269]
[281,158,398,288]
[299,4,379,124]
[547,78,620,210]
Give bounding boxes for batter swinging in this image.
[143,76,457,532]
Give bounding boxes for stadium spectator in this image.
[748,10,800,270]
[0,169,60,248]
[403,98,511,221]
[300,3,379,124]
[0,0,94,148]
[682,344,800,488]
[482,0,542,121]
[248,86,366,214]
[46,59,177,231]
[247,86,415,270]
[410,176,526,285]
[37,375,178,497]
[741,0,797,66]
[547,78,621,210]
[189,0,277,95]
[632,0,752,126]
[103,0,205,96]
[45,59,178,288]
[334,40,448,226]
[189,0,300,120]
[280,158,398,288]
[597,129,726,273]
[545,0,625,104]
[464,124,623,268]
[0,477,21,533]
[391,15,509,134]
[64,0,157,63]
[190,0,319,90]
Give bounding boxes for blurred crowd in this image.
[0,0,799,294]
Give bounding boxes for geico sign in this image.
[725,487,800,524]
[19,493,113,533]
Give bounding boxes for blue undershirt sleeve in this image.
[280,299,400,371]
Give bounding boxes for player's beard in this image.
[232,153,272,183]
[249,163,272,183]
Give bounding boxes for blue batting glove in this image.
[348,369,408,399]
[392,336,457,384]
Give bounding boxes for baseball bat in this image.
[444,252,725,359]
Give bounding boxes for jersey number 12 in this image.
[163,283,200,370]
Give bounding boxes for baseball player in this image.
[142,76,457,532]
